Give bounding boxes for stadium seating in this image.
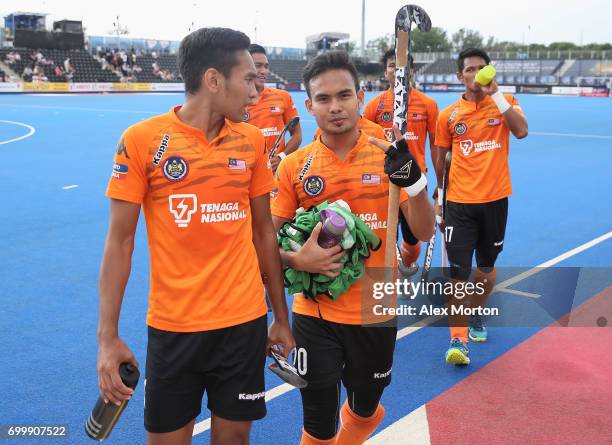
[563,59,612,78]
[0,48,118,82]
[417,58,565,85]
[131,53,180,82]
[268,59,307,85]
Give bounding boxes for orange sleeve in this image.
[283,91,299,123]
[427,99,439,144]
[363,95,379,122]
[271,156,299,219]
[507,94,525,117]
[249,129,275,198]
[105,127,147,204]
[434,109,452,149]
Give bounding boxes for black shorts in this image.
[144,316,267,433]
[444,197,508,276]
[292,313,397,390]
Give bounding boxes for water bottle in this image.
[85,363,140,441]
[317,209,346,248]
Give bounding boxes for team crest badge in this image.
[303,175,325,197]
[382,111,392,122]
[454,122,468,135]
[163,156,189,181]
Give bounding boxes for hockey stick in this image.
[422,150,451,281]
[269,116,300,160]
[440,151,452,268]
[384,5,432,276]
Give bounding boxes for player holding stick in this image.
[272,50,433,445]
[434,48,528,365]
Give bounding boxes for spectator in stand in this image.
[0,71,6,82]
[54,66,63,78]
[23,65,33,82]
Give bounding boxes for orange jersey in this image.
[271,131,408,325]
[435,94,524,204]
[106,106,274,332]
[243,86,299,154]
[313,116,385,141]
[363,88,438,172]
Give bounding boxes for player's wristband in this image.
[491,91,511,114]
[403,173,427,197]
[437,188,443,205]
[278,152,287,160]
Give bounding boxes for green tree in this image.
[410,27,451,52]
[451,28,484,51]
[366,33,394,54]
[548,41,578,51]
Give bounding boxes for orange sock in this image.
[335,401,385,445]
[401,241,421,265]
[450,327,468,344]
[300,429,336,445]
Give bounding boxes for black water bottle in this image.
[85,363,140,441]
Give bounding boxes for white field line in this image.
[193,230,612,437]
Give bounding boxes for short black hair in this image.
[248,44,267,56]
[178,27,250,95]
[381,48,413,69]
[302,50,360,98]
[457,47,490,72]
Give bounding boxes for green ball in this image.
[475,65,496,85]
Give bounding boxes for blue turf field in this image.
[0,92,610,444]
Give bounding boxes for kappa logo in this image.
[297,153,314,181]
[152,134,170,166]
[116,138,129,159]
[238,392,265,401]
[454,122,468,136]
[460,140,474,156]
[390,160,412,181]
[373,368,392,379]
[168,194,198,228]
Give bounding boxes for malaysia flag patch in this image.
[228,158,246,171]
[362,174,381,184]
[270,106,281,113]
[488,118,501,126]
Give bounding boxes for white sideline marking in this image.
[365,405,431,445]
[193,230,612,437]
[530,131,612,140]
[366,230,612,443]
[495,231,612,291]
[496,288,541,299]
[0,120,36,145]
[0,103,157,115]
[62,185,79,190]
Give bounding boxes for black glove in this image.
[384,138,427,196]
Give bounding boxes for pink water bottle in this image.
[317,209,346,248]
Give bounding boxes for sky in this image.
[2,0,611,48]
